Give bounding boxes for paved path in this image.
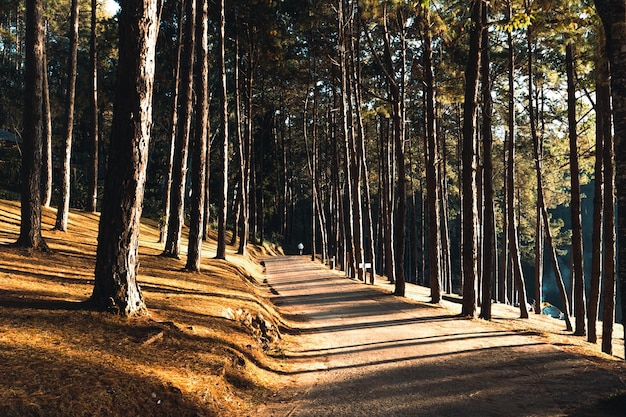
[257,256,626,417]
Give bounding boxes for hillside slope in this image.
[0,200,286,417]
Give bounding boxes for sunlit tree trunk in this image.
[185,0,208,272]
[92,0,161,315]
[215,0,229,260]
[163,0,195,257]
[54,0,79,232]
[160,1,183,243]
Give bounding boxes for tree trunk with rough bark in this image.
[55,0,79,232]
[17,0,48,251]
[185,0,208,272]
[461,0,482,317]
[163,0,195,258]
[86,0,99,213]
[567,43,587,336]
[92,0,161,315]
[480,1,494,320]
[423,4,441,304]
[216,0,229,260]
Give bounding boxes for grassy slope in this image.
[0,199,287,417]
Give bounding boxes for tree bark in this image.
[567,43,587,336]
[163,0,195,258]
[588,37,606,343]
[160,1,184,243]
[54,0,79,232]
[17,0,47,251]
[185,0,208,272]
[527,25,544,315]
[461,0,482,317]
[423,4,441,304]
[41,23,52,209]
[505,2,529,318]
[593,0,626,359]
[479,0,494,320]
[92,0,161,315]
[86,0,99,213]
[215,0,229,260]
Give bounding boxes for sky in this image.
[102,0,119,17]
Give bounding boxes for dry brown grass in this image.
[0,200,287,417]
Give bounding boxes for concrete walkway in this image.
[257,256,626,417]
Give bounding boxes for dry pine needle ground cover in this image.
[0,199,288,417]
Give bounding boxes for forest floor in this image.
[256,256,626,417]
[1,199,625,416]
[0,199,288,417]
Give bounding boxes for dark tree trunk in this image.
[528,25,544,315]
[216,0,228,260]
[163,0,195,258]
[17,0,47,251]
[86,0,99,213]
[423,4,441,303]
[92,0,161,315]
[506,3,529,318]
[185,0,208,272]
[55,0,79,231]
[479,0,494,320]
[461,0,482,317]
[596,27,616,354]
[589,38,606,343]
[567,43,587,336]
[42,25,52,209]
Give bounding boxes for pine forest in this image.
[2,0,626,360]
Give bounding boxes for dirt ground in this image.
[256,256,626,417]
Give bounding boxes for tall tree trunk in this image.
[215,0,229,260]
[533,74,574,332]
[354,27,376,283]
[17,0,47,251]
[185,0,208,272]
[86,0,99,213]
[163,0,195,257]
[160,1,184,243]
[479,0,494,320]
[527,25,543,314]
[588,37,606,343]
[593,27,617,354]
[461,0,482,316]
[92,0,161,315]
[500,131,509,304]
[41,24,52,209]
[423,3,441,303]
[54,0,79,232]
[239,27,255,254]
[231,21,243,248]
[593,0,626,359]
[506,2,529,318]
[338,0,356,277]
[567,43,587,336]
